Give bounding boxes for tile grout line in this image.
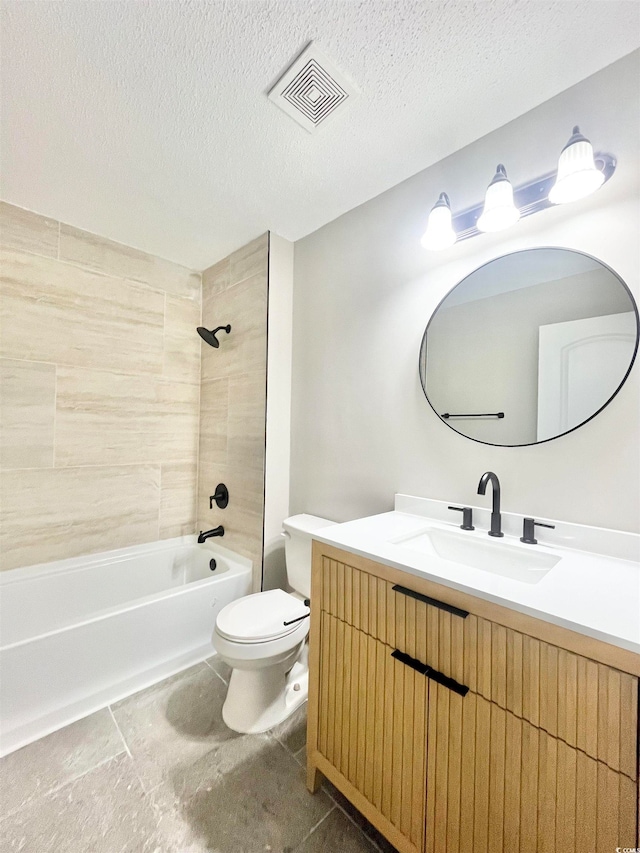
[10,229,65,465]
[3,461,168,472]
[156,463,162,542]
[108,705,133,759]
[266,718,307,756]
[292,803,336,850]
[0,752,127,824]
[0,355,58,368]
[4,239,197,301]
[0,357,195,381]
[203,657,229,686]
[0,242,58,263]
[52,363,58,468]
[225,269,267,293]
[161,291,167,378]
[264,730,376,850]
[323,787,389,853]
[194,273,202,537]
[2,208,198,295]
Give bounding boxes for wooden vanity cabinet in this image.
[307,542,640,853]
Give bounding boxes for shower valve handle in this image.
[210,484,229,510]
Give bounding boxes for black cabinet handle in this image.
[426,667,470,697]
[391,649,469,697]
[391,648,429,675]
[392,584,469,619]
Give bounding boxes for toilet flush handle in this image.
[283,599,311,627]
[281,530,291,539]
[283,612,310,627]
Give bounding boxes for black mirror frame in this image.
[419,247,640,448]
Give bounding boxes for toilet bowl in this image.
[212,514,335,734]
[213,589,310,733]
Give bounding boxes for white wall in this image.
[290,51,640,533]
[263,233,294,589]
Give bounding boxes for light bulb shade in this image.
[477,165,520,233]
[421,193,456,250]
[548,126,604,204]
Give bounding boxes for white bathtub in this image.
[0,536,252,756]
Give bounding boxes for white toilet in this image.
[212,514,335,734]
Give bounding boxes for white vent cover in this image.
[268,43,359,133]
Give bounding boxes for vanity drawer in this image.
[318,554,638,779]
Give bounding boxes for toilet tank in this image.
[282,514,336,599]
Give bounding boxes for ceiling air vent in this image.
[268,43,359,133]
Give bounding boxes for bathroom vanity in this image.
[306,497,640,853]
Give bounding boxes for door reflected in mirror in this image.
[419,248,638,446]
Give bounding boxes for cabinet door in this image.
[424,684,638,853]
[319,555,638,779]
[318,612,427,852]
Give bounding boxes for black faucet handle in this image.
[520,517,555,545]
[210,484,229,510]
[447,506,475,531]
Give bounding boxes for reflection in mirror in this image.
[419,249,638,447]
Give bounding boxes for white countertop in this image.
[312,496,640,656]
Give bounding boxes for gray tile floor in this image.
[0,659,398,852]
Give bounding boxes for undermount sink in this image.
[391,526,561,584]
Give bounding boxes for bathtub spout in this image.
[198,526,224,543]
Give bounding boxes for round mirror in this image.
[419,248,639,446]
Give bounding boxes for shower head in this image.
[197,324,231,348]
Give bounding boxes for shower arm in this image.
[196,323,231,348]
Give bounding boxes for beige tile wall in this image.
[198,234,268,588]
[0,202,202,570]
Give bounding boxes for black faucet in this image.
[198,526,224,543]
[477,472,504,537]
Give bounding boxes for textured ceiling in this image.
[1,1,639,269]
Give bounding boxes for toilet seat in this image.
[215,589,309,644]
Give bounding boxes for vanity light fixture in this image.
[477,164,520,233]
[420,192,457,250]
[548,126,605,204]
[421,126,615,250]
